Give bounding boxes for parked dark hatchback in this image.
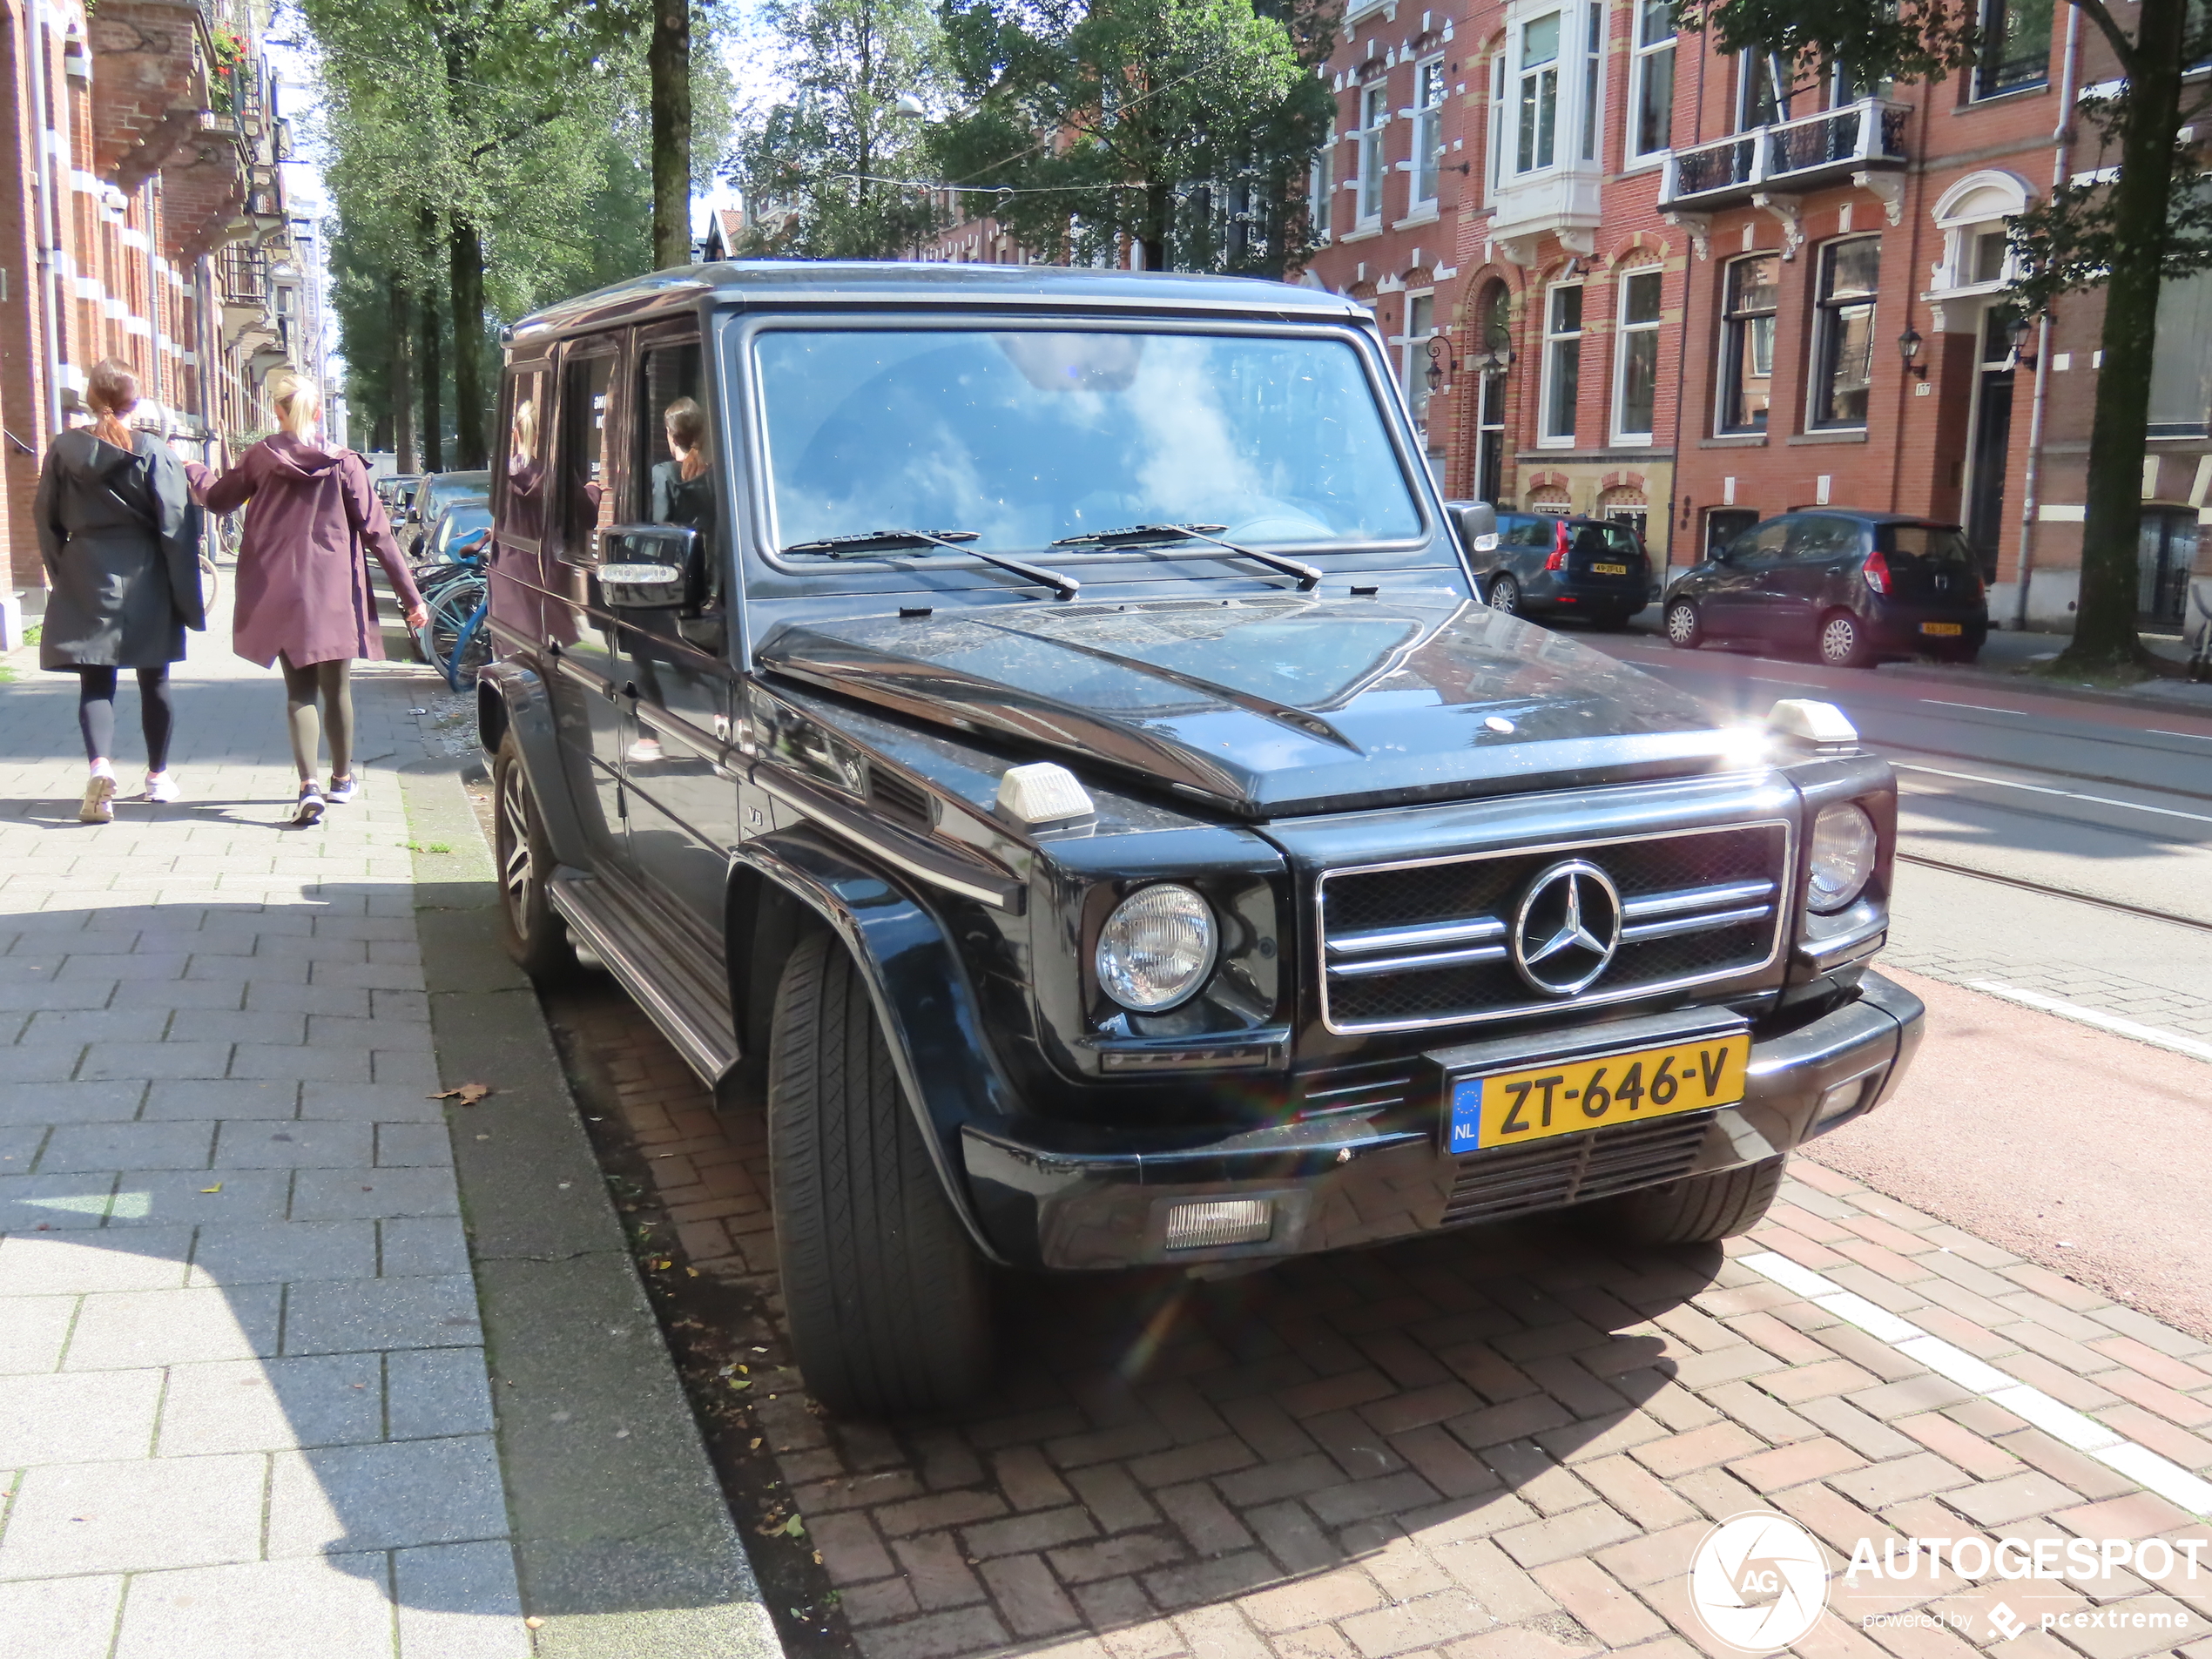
[1447,504,1652,626]
[478,263,1925,1417]
[1663,511,1989,667]
[402,470,491,561]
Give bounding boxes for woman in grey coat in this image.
[36,358,205,822]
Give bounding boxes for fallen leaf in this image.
[780,1515,806,1538]
[524,1615,544,1629]
[685,1267,698,1278]
[748,1438,763,1452]
[199,1184,222,1194]
[429,1083,493,1106]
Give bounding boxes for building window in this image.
[1310,135,1333,239]
[1811,236,1880,428]
[1358,84,1387,222]
[1579,4,1604,162]
[1718,253,1778,434]
[1975,0,2054,97]
[1487,51,1508,199]
[1541,281,1582,442]
[2148,266,2212,435]
[1736,49,1784,130]
[1628,0,1675,159]
[1613,267,1662,442]
[1517,12,1561,172]
[1404,291,1438,442]
[1413,58,1446,210]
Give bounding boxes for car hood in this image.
[756,591,1741,817]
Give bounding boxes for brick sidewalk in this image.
[557,983,2212,1659]
[0,624,529,1659]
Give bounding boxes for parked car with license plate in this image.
[1662,510,1989,666]
[1446,504,1652,627]
[477,263,1925,1417]
[402,470,491,561]
[374,473,422,532]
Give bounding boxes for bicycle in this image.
[416,527,493,691]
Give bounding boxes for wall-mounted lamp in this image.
[2006,314,2038,370]
[1897,327,1926,380]
[1425,337,1456,393]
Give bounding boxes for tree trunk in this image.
[2065,0,2185,671]
[649,0,692,268]
[1142,181,1170,273]
[449,217,488,469]
[389,273,416,475]
[419,211,444,473]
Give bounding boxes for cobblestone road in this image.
[558,979,2212,1659]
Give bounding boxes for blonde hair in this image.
[86,359,139,449]
[271,375,320,440]
[665,397,710,482]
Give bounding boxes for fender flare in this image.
[735,826,1022,1264]
[477,662,592,870]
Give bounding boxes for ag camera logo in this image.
[1688,1511,1831,1652]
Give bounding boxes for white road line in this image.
[1740,1251,2212,1519]
[1892,762,2212,826]
[2149,730,2212,743]
[1921,699,2022,714]
[1966,979,2212,1063]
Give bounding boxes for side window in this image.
[1786,515,1862,562]
[1730,518,1791,565]
[558,353,618,563]
[499,368,548,544]
[634,338,724,606]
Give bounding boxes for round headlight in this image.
[1096,885,1217,1013]
[1806,803,1878,914]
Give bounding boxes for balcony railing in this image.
[1658,98,1910,210]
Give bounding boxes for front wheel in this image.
[491,732,577,983]
[1818,610,1872,668]
[1664,598,1703,649]
[1591,1155,1785,1244]
[1487,574,1522,616]
[770,931,994,1417]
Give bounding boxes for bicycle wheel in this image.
[199,553,219,611]
[444,599,492,691]
[422,577,486,684]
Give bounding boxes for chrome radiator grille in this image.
[1318,822,1790,1034]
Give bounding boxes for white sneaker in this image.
[79,772,116,824]
[145,771,179,804]
[326,776,358,805]
[293,785,325,826]
[625,738,664,765]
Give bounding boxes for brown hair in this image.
[665,397,710,482]
[86,359,139,450]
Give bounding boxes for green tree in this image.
[932,0,1334,274]
[732,0,954,258]
[1679,0,2212,672]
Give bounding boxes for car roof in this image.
[511,261,1372,342]
[1776,509,1959,528]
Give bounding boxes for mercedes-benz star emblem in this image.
[1509,859,1623,996]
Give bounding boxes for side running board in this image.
[549,872,740,1089]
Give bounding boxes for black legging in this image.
[279,655,354,783]
[78,666,172,771]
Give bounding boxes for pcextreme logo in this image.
[1686,1511,1831,1653]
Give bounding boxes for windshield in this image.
[752,328,1423,555]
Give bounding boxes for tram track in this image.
[1892,848,2212,935]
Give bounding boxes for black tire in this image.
[1595,1155,1786,1244]
[769,931,993,1417]
[1487,574,1522,615]
[1818,609,1872,668]
[1663,597,1703,649]
[491,732,577,983]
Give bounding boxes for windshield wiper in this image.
[781,529,1081,600]
[1050,523,1321,590]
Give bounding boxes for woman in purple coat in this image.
[187,377,428,825]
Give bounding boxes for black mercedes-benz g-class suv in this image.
[476,263,1925,1418]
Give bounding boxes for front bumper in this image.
[962,971,1925,1270]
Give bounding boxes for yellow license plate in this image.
[1920,621,1963,637]
[1447,1033,1750,1153]
[1591,562,1629,575]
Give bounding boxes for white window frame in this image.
[1611,266,1662,444]
[1577,3,1605,162]
[1540,280,1583,445]
[1514,10,1563,174]
[1310,125,1334,239]
[1625,0,1675,165]
[1410,57,1446,212]
[1716,251,1779,435]
[1402,289,1438,440]
[1809,234,1881,431]
[1357,84,1388,224]
[1487,50,1508,200]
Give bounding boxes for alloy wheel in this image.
[1665,601,1700,647]
[497,762,534,941]
[1488,576,1521,615]
[1820,614,1861,666]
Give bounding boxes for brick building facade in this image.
[1305,0,2211,627]
[0,0,309,625]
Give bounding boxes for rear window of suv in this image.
[1567,521,1643,559]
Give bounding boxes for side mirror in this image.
[1453,502,1500,554]
[598,523,704,611]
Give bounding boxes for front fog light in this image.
[1164,1198,1273,1250]
[1807,802,1878,914]
[1096,884,1217,1012]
